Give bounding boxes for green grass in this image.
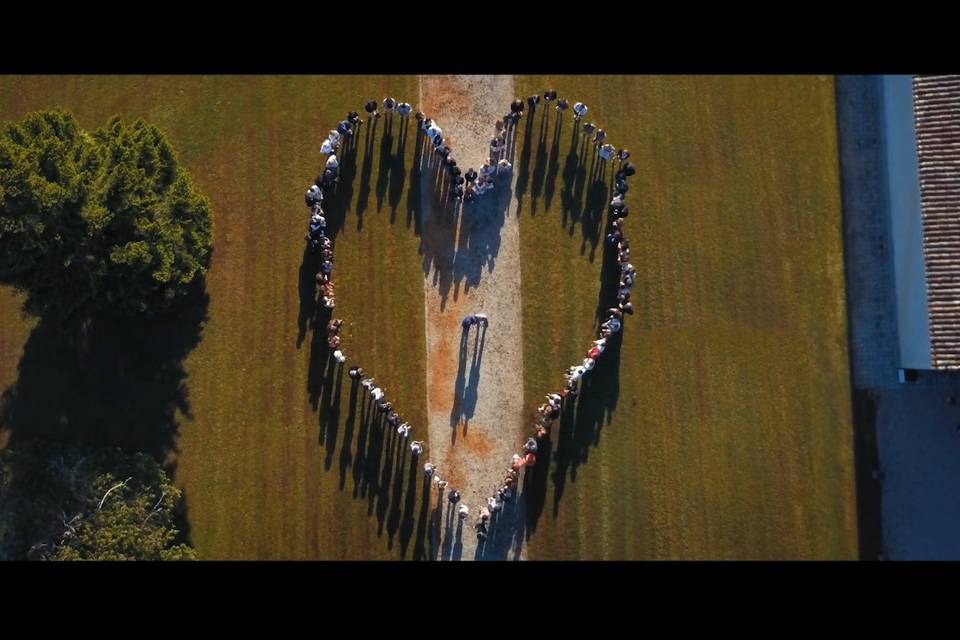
[0,76,427,559]
[0,75,860,560]
[514,75,858,559]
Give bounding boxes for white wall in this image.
[882,75,931,370]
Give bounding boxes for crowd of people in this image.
[301,90,637,553]
[303,97,472,525]
[305,110,364,308]
[472,90,636,546]
[414,97,523,205]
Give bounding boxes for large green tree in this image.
[0,110,213,318]
[0,441,196,560]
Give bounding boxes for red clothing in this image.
[525,453,537,468]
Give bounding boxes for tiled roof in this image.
[913,75,960,369]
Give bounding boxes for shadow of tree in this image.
[0,277,210,462]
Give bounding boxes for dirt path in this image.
[418,75,527,560]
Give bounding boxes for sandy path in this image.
[418,75,527,560]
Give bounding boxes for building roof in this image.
[913,75,960,369]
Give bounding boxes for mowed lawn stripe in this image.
[515,75,857,559]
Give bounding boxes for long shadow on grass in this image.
[299,114,436,559]
[301,102,586,559]
[511,108,625,542]
[311,362,429,558]
[0,278,210,462]
[302,95,630,559]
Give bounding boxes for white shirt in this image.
[458,505,469,517]
[328,130,341,144]
[334,350,345,363]
[320,139,334,155]
[411,442,423,455]
[372,388,384,400]
[326,155,339,170]
[583,358,595,371]
[424,463,435,476]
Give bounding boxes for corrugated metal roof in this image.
[913,75,960,369]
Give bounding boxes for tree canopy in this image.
[0,110,213,318]
[0,441,197,560]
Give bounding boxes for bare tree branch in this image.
[98,477,132,510]
[141,491,166,528]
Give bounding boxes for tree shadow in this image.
[0,277,210,462]
[170,475,195,549]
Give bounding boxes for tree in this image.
[0,441,197,560]
[0,110,213,318]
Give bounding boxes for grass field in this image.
[0,75,859,560]
[513,75,858,559]
[0,76,428,559]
